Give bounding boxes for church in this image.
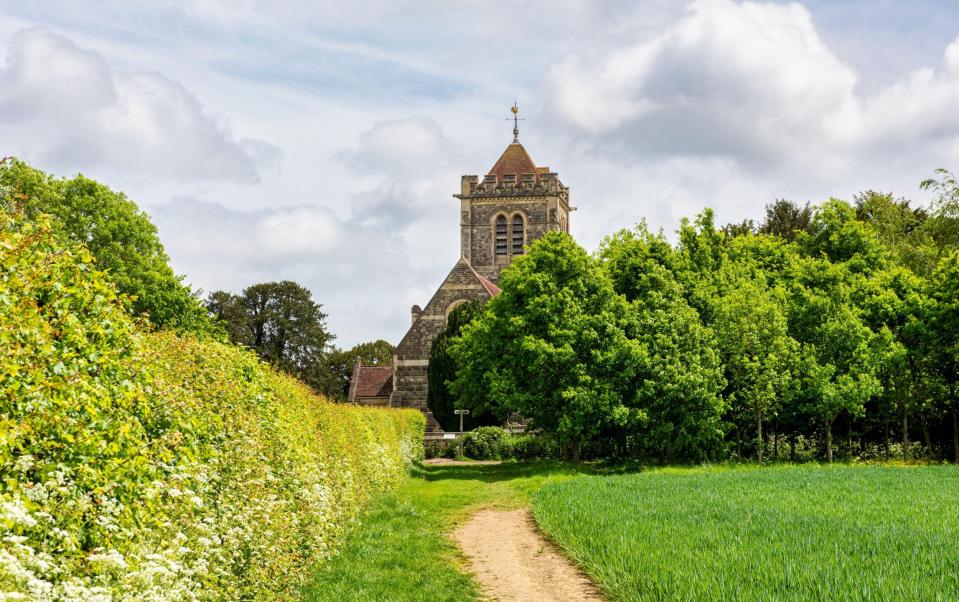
[349,106,572,432]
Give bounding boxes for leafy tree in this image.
[759,199,813,241]
[920,168,959,245]
[918,169,959,269]
[676,209,727,323]
[325,339,395,401]
[600,225,727,462]
[787,256,884,462]
[206,290,250,343]
[427,301,498,432]
[930,251,959,461]
[721,219,757,238]
[450,233,643,460]
[805,199,886,266]
[0,158,214,333]
[207,281,333,391]
[714,273,798,462]
[853,190,933,274]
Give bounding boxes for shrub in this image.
[0,213,424,600]
[462,427,511,460]
[508,435,559,460]
[423,441,448,459]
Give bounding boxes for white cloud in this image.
[257,207,342,257]
[0,27,278,183]
[4,1,959,348]
[338,116,455,177]
[149,196,446,348]
[546,0,959,175]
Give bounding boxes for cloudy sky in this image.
[2,1,959,347]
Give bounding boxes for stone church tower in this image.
[350,107,571,431]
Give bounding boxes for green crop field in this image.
[533,465,959,601]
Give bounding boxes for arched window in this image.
[445,299,467,323]
[511,214,525,255]
[495,215,508,256]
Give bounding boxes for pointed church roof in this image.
[487,142,550,180]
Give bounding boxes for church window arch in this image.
[494,214,508,256]
[445,299,467,323]
[511,212,526,255]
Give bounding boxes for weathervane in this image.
[508,101,524,143]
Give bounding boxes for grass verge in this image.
[300,460,591,601]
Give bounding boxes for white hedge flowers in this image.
[1,215,424,600]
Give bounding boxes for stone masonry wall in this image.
[390,258,495,431]
[463,197,569,282]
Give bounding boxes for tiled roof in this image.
[351,365,393,399]
[488,142,548,181]
[463,260,502,297]
[476,273,501,297]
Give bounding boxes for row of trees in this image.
[449,177,959,463]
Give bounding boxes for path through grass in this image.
[300,461,591,601]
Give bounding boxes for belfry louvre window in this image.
[495,215,508,256]
[511,215,524,254]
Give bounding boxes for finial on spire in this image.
[508,101,524,143]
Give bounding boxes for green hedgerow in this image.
[0,210,424,600]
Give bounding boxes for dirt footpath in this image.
[423,458,502,466]
[452,508,604,602]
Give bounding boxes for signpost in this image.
[453,409,470,458]
[454,409,470,434]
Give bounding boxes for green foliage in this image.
[920,168,959,251]
[506,435,560,460]
[759,198,813,241]
[534,465,959,601]
[461,427,512,460]
[601,225,727,462]
[714,272,799,461]
[207,281,334,392]
[451,233,647,459]
[427,301,497,432]
[449,185,959,463]
[0,212,423,599]
[0,158,214,333]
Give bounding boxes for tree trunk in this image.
[572,441,581,463]
[952,407,959,464]
[921,412,936,462]
[773,420,780,461]
[883,424,891,459]
[756,410,764,463]
[847,424,853,460]
[736,427,742,460]
[825,421,833,463]
[902,404,910,461]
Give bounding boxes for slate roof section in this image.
[487,142,549,181]
[348,363,393,401]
